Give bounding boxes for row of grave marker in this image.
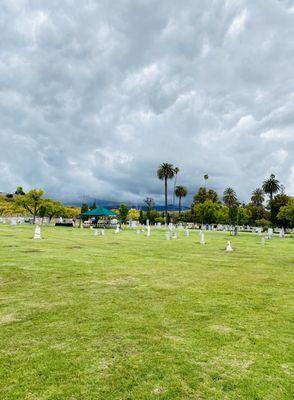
[33,225,284,252]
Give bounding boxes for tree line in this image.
[156,163,293,228]
[0,188,80,223]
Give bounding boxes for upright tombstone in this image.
[260,237,265,246]
[199,229,202,236]
[94,229,99,236]
[184,229,190,237]
[267,228,273,240]
[165,232,170,241]
[11,219,17,226]
[257,227,262,236]
[101,228,105,236]
[279,227,285,238]
[172,231,177,239]
[33,225,42,240]
[147,225,151,237]
[200,233,205,245]
[226,240,233,252]
[115,225,120,234]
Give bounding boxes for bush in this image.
[255,218,271,229]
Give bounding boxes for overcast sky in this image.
[0,0,293,205]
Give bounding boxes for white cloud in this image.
[226,9,248,38]
[0,0,293,204]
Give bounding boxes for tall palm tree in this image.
[157,163,175,222]
[251,188,264,206]
[204,174,209,189]
[175,186,188,213]
[223,187,237,206]
[262,174,280,200]
[172,167,180,206]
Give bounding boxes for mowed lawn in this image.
[0,225,293,400]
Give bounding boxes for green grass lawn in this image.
[0,225,293,400]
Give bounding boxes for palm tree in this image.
[262,174,280,200]
[251,188,264,206]
[157,163,175,222]
[204,174,209,189]
[172,167,180,206]
[223,187,237,206]
[175,186,188,213]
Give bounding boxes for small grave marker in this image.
[226,240,233,252]
[33,225,42,240]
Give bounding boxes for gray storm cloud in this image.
[0,0,293,204]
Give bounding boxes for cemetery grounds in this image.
[0,224,293,399]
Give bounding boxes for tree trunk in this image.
[165,177,168,224]
[179,196,181,213]
[173,173,177,206]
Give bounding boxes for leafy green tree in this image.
[16,189,44,223]
[246,203,268,225]
[228,204,238,225]
[223,188,238,206]
[118,204,129,223]
[270,194,290,226]
[39,199,65,222]
[193,187,207,204]
[277,198,294,227]
[215,206,230,224]
[193,187,218,204]
[251,188,264,206]
[157,163,175,223]
[192,200,220,224]
[81,203,89,214]
[175,186,188,213]
[255,218,271,229]
[207,189,218,203]
[128,208,140,221]
[237,207,249,225]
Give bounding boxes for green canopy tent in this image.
[81,207,118,227]
[81,207,117,217]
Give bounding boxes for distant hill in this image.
[65,199,190,211]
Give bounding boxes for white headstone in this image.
[279,228,285,238]
[33,225,42,240]
[101,228,105,236]
[172,231,177,239]
[165,232,170,240]
[11,219,17,226]
[184,229,190,237]
[267,228,273,239]
[136,229,141,235]
[147,225,151,237]
[115,225,120,233]
[200,233,205,245]
[260,237,265,245]
[257,227,262,236]
[226,240,233,252]
[94,229,99,236]
[199,229,202,236]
